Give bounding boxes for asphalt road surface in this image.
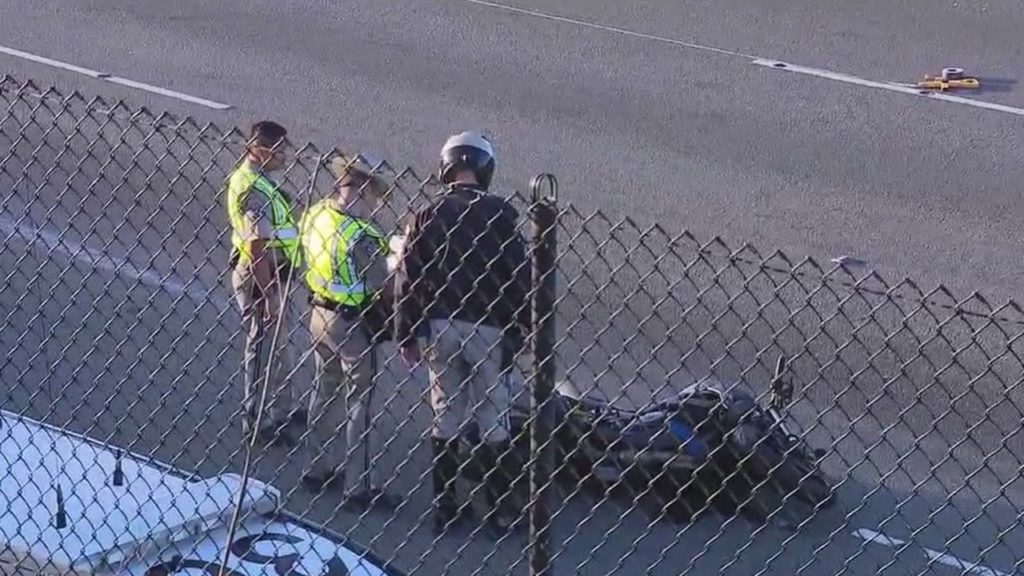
[1,1,1023,575]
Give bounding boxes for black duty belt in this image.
[308,295,364,320]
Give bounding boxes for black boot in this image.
[432,438,471,535]
[242,415,296,448]
[478,441,524,537]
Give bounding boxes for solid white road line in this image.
[0,43,232,110]
[0,44,108,78]
[752,59,1024,118]
[460,0,1024,118]
[459,0,761,59]
[102,76,232,110]
[0,215,209,301]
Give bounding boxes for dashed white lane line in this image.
[0,215,210,301]
[853,529,1021,576]
[0,44,232,110]
[852,528,908,548]
[460,0,1024,118]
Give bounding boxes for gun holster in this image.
[364,296,394,344]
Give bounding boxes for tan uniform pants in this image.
[231,266,304,430]
[425,319,511,444]
[306,306,380,493]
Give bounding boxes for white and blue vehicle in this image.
[0,410,405,576]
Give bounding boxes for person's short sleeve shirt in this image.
[349,232,389,294]
[239,189,275,241]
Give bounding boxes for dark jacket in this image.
[393,184,532,346]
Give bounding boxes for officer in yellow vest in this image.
[226,120,303,447]
[297,152,401,511]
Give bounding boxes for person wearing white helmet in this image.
[393,131,532,537]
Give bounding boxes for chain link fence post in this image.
[529,172,558,576]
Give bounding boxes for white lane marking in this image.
[459,0,1024,118]
[0,44,108,78]
[752,59,1024,117]
[852,528,907,548]
[102,76,231,110]
[0,215,210,301]
[458,0,761,59]
[0,43,232,110]
[853,528,1021,576]
[924,549,1018,576]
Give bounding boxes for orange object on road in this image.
[917,67,981,91]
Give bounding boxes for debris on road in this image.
[831,255,868,268]
[916,67,981,91]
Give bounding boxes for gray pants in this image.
[306,305,380,493]
[231,267,303,430]
[424,319,511,444]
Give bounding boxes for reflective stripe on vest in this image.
[299,200,388,307]
[225,164,300,267]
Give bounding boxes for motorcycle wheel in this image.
[648,466,722,524]
[731,423,836,509]
[550,422,613,500]
[777,445,835,507]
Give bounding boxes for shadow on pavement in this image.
[974,77,1018,94]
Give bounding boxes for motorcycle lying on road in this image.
[459,355,837,530]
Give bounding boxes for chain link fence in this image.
[1,73,1022,576]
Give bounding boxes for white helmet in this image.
[439,131,497,190]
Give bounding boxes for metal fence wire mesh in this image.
[1,73,1023,576]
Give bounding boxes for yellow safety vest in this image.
[299,199,388,307]
[225,163,300,267]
